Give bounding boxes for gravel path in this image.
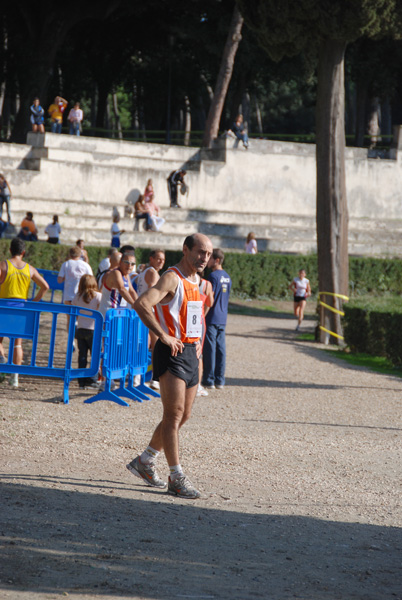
[0,309,401,600]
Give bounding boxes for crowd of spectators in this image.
[30,95,83,136]
[0,231,233,396]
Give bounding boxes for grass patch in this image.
[297,332,315,341]
[325,349,402,378]
[228,300,292,318]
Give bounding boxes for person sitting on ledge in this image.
[134,195,153,231]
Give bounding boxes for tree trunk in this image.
[184,95,191,146]
[139,86,146,140]
[11,61,55,143]
[202,6,244,148]
[229,70,247,125]
[381,97,391,138]
[354,77,368,147]
[254,95,263,134]
[90,85,98,133]
[316,38,349,344]
[367,96,381,148]
[112,92,123,140]
[96,85,109,135]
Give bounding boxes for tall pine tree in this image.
[237,0,402,341]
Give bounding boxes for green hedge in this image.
[0,240,183,277]
[343,300,402,367]
[1,238,402,299]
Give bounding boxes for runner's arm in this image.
[0,260,7,285]
[30,267,49,301]
[145,268,160,289]
[204,280,214,316]
[127,277,138,303]
[106,270,137,307]
[306,281,312,297]
[134,271,183,356]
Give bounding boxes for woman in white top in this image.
[68,102,84,136]
[72,274,101,389]
[289,268,311,331]
[245,232,258,254]
[45,215,61,244]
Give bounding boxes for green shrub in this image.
[343,300,402,367]
[1,238,402,301]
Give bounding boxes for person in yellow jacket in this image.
[0,238,49,387]
[48,95,68,134]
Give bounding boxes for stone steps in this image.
[1,132,402,257]
[8,195,402,256]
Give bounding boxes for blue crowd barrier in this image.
[30,269,64,303]
[85,308,160,406]
[0,299,103,403]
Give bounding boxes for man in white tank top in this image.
[135,249,165,296]
[134,250,166,390]
[98,251,137,317]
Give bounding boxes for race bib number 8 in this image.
[186,301,202,337]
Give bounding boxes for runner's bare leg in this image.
[148,370,197,466]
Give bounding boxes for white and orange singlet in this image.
[155,267,202,343]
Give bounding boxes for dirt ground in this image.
[0,304,401,600]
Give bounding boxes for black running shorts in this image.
[294,295,307,303]
[153,339,199,389]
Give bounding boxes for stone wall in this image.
[0,132,401,255]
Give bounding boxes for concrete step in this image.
[27,132,200,160]
[0,142,43,172]
[32,147,202,173]
[10,196,318,226]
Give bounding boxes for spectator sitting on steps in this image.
[227,114,249,149]
[134,195,153,231]
[20,212,38,242]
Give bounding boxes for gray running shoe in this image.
[168,475,201,499]
[126,456,167,488]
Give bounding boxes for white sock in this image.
[140,446,160,465]
[169,464,184,481]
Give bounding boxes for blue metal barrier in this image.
[30,269,64,303]
[85,309,160,406]
[0,299,103,404]
[117,312,160,402]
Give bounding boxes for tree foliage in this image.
[237,0,402,342]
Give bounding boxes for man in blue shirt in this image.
[202,248,232,390]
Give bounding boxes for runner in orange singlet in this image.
[126,233,213,499]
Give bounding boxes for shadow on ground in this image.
[0,478,401,599]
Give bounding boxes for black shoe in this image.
[82,382,99,390]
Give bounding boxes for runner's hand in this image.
[195,341,202,359]
[160,334,184,356]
